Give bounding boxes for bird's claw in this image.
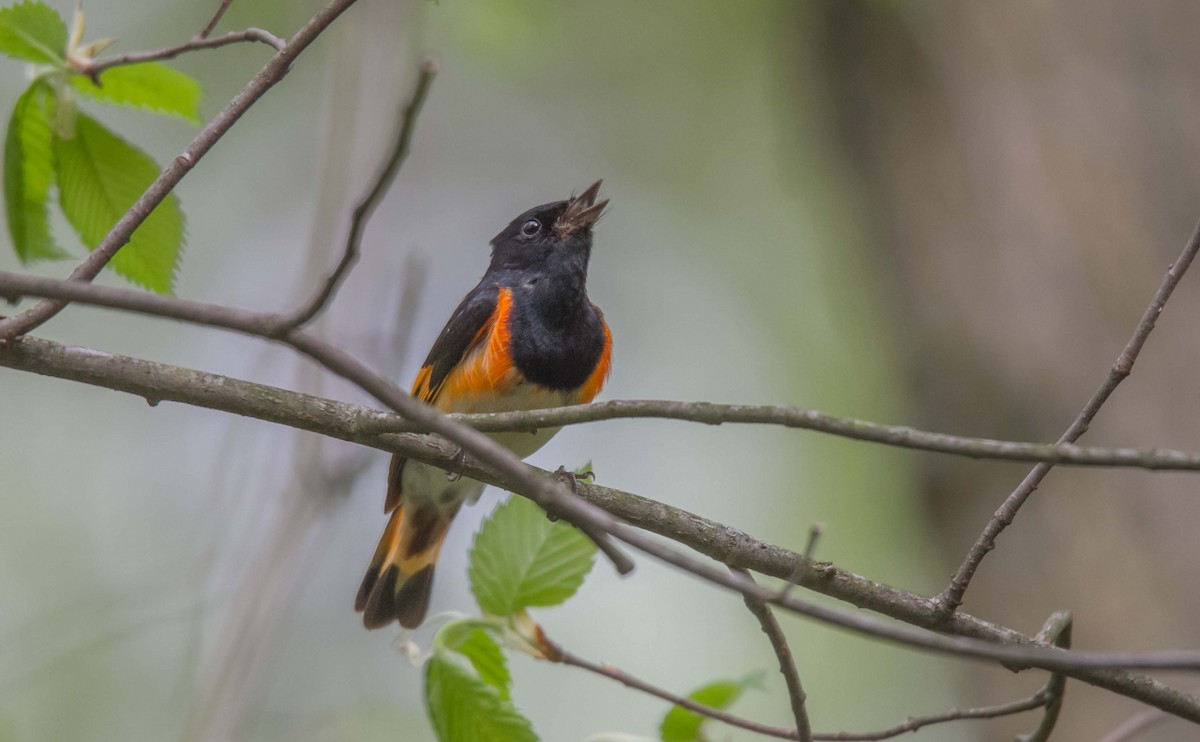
[547,465,593,522]
[444,446,467,482]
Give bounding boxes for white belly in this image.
[405,380,577,509]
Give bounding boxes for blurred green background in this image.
[5,1,1200,740]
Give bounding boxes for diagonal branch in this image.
[277,59,437,331]
[731,566,812,742]
[550,646,799,740]
[3,336,1200,721]
[0,0,364,342]
[940,217,1200,615]
[197,0,236,40]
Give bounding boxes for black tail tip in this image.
[358,564,436,630]
[395,565,436,629]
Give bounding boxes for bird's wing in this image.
[385,282,501,513]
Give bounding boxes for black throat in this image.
[503,268,605,391]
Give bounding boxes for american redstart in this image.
[355,181,613,629]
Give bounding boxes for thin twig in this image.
[422,401,1200,473]
[731,566,812,742]
[0,0,362,343]
[197,0,235,40]
[553,647,799,740]
[279,59,437,331]
[82,28,286,77]
[802,524,823,562]
[940,217,1200,615]
[779,523,824,601]
[1016,611,1071,742]
[557,631,1049,742]
[11,269,1200,476]
[4,338,1200,722]
[811,694,1047,741]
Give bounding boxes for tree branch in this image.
[278,58,437,331]
[551,618,1050,742]
[423,400,1200,472]
[197,0,236,40]
[940,217,1200,614]
[82,28,287,77]
[1016,611,1071,742]
[10,269,1200,475]
[812,694,1048,741]
[3,336,1200,721]
[0,0,363,342]
[731,566,812,742]
[550,646,799,740]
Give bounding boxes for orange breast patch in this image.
[574,319,612,404]
[435,288,521,411]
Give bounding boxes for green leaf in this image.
[53,110,183,292]
[437,621,512,699]
[659,673,765,742]
[72,63,202,123]
[0,1,66,66]
[424,654,537,742]
[5,81,65,260]
[469,495,596,617]
[454,627,512,701]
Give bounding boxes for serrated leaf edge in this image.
[0,1,67,66]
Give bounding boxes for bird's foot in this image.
[546,466,595,522]
[444,446,467,482]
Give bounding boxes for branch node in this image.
[733,566,812,742]
[247,27,287,51]
[1016,612,1072,742]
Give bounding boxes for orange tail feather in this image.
[356,502,455,629]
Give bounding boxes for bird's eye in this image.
[521,219,541,237]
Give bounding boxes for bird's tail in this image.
[355,502,455,629]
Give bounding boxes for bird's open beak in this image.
[556,180,609,236]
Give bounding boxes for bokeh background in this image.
[4,1,1200,740]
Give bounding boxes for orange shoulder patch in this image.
[435,288,519,411]
[576,318,612,404]
[410,364,435,402]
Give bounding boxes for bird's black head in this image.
[488,180,608,278]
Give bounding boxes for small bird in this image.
[356,181,613,629]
